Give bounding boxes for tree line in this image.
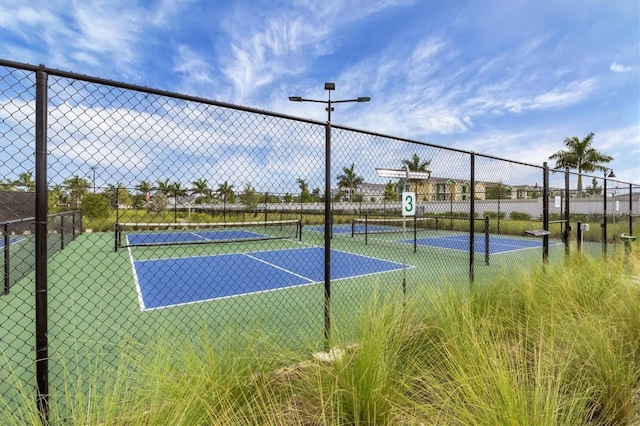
[0,163,403,220]
[1,133,614,217]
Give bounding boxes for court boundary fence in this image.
[2,210,82,296]
[1,58,638,423]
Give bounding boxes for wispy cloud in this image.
[526,78,597,111]
[0,1,189,78]
[216,1,416,104]
[609,61,638,73]
[173,46,217,96]
[217,7,334,102]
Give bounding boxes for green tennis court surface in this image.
[2,225,568,414]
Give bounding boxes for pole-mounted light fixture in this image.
[289,83,370,349]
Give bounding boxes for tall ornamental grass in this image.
[2,246,639,425]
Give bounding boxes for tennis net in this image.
[115,219,302,250]
[351,215,491,263]
[351,216,440,237]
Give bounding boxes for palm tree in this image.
[215,181,235,222]
[215,181,235,203]
[191,178,211,203]
[135,181,153,206]
[402,153,432,178]
[0,178,17,191]
[49,184,68,208]
[15,172,35,191]
[135,181,152,195]
[549,132,613,198]
[168,182,188,198]
[155,179,171,196]
[401,153,432,197]
[336,163,364,202]
[63,175,90,208]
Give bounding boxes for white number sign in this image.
[402,192,416,216]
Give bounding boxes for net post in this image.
[484,216,490,265]
[364,214,368,245]
[114,223,119,252]
[577,220,583,254]
[115,188,120,252]
[298,220,302,241]
[264,193,268,226]
[351,218,355,237]
[3,223,9,295]
[413,215,417,253]
[60,214,65,251]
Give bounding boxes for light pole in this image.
[90,165,97,193]
[603,168,615,256]
[289,83,370,348]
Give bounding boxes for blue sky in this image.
[1,0,638,186]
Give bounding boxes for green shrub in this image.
[484,211,506,219]
[81,193,111,220]
[510,211,531,220]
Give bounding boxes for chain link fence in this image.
[1,59,639,421]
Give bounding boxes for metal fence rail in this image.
[1,59,638,422]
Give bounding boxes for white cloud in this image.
[173,46,216,92]
[219,12,331,102]
[528,79,597,110]
[609,62,638,73]
[0,1,191,79]
[217,1,415,104]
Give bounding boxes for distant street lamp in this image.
[90,166,97,193]
[289,83,370,347]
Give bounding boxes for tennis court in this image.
[308,222,556,255]
[122,221,410,310]
[406,234,555,254]
[117,219,301,249]
[132,247,409,310]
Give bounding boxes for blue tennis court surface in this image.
[133,247,409,310]
[0,236,26,248]
[308,225,555,255]
[401,234,555,254]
